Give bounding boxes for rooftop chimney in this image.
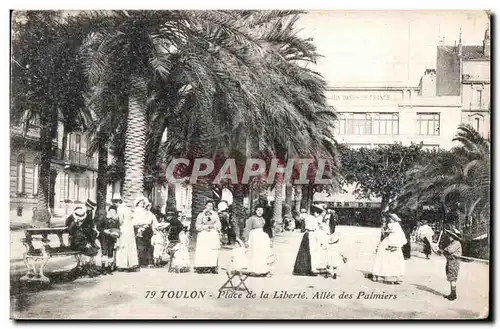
[483,26,491,57]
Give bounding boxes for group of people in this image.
[64,193,190,277]
[286,207,338,234]
[293,204,346,279]
[192,200,275,276]
[372,212,463,300]
[292,204,463,301]
[65,196,278,277]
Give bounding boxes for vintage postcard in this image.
[9,9,490,320]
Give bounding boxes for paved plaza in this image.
[10,225,489,319]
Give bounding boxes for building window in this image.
[64,173,70,200]
[32,157,40,196]
[417,113,440,135]
[474,118,480,132]
[75,134,81,152]
[334,113,347,135]
[348,113,372,135]
[475,89,483,108]
[16,154,25,194]
[85,176,91,199]
[74,174,80,202]
[373,113,399,135]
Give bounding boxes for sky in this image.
[296,10,490,87]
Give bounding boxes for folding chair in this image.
[219,268,251,294]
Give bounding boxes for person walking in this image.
[329,210,339,234]
[371,213,407,284]
[114,193,139,272]
[293,205,327,276]
[436,226,463,301]
[96,205,121,275]
[243,204,272,276]
[417,218,434,259]
[193,200,222,274]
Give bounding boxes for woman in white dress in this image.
[293,205,327,276]
[114,194,139,271]
[194,200,222,274]
[132,197,153,266]
[243,205,272,276]
[372,213,407,284]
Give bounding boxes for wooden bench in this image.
[20,227,83,283]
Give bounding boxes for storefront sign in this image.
[330,94,392,101]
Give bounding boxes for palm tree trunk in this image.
[191,183,213,234]
[285,184,293,215]
[294,185,302,214]
[187,107,219,238]
[272,172,284,233]
[95,137,108,224]
[32,121,57,227]
[257,183,269,204]
[122,87,147,207]
[232,184,247,239]
[300,184,313,211]
[167,183,176,208]
[61,127,68,160]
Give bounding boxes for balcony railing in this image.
[467,102,490,111]
[56,149,98,170]
[11,125,41,139]
[11,124,58,144]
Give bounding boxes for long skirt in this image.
[423,237,432,257]
[116,222,139,270]
[171,243,191,272]
[293,232,324,276]
[247,229,271,275]
[372,237,405,283]
[194,230,220,268]
[135,226,153,266]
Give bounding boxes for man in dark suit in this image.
[329,210,338,234]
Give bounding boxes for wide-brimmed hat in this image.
[85,198,97,210]
[445,227,462,241]
[388,213,402,222]
[73,207,86,221]
[329,233,341,244]
[218,200,229,211]
[311,204,324,214]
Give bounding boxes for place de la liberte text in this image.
[143,290,398,300]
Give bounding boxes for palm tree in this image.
[11,11,91,226]
[400,124,490,239]
[158,11,340,234]
[81,10,276,213]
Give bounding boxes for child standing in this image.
[438,227,462,301]
[325,233,347,279]
[151,229,165,267]
[170,230,191,272]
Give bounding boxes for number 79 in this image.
[145,291,156,298]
